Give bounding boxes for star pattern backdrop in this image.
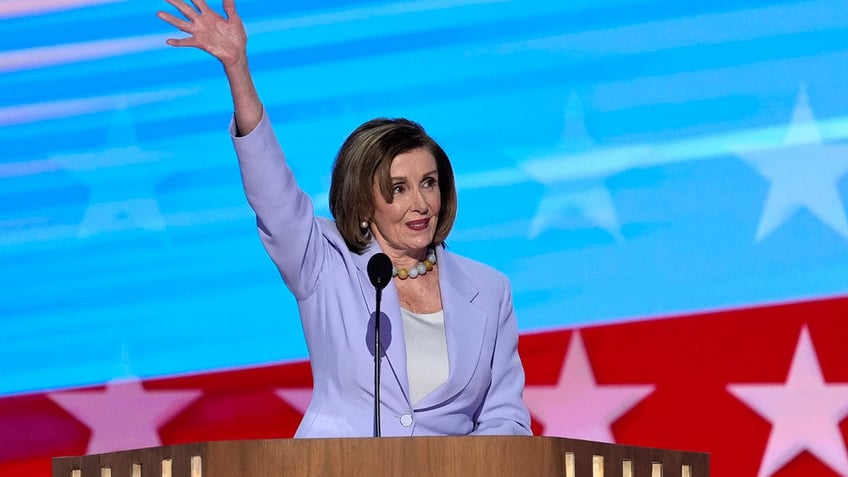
[1,1,848,477]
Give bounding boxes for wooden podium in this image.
[53,436,709,477]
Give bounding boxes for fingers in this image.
[190,0,210,14]
[158,0,240,53]
[163,0,199,20]
[156,11,193,33]
[223,0,238,19]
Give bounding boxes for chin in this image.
[406,238,435,250]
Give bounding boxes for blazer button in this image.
[400,414,414,427]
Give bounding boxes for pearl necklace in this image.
[392,249,437,279]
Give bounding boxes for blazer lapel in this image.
[415,246,488,409]
[354,243,489,410]
[353,243,411,405]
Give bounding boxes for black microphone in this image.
[367,253,393,290]
[367,253,392,437]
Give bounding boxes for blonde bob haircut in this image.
[329,118,457,254]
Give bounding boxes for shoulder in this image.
[317,216,353,250]
[317,216,340,232]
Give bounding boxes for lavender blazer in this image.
[232,113,531,437]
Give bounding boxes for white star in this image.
[49,105,177,239]
[523,331,654,442]
[519,91,652,240]
[48,378,201,454]
[728,326,848,477]
[275,388,313,414]
[739,85,848,241]
[526,183,623,240]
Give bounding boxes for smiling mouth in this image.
[406,219,430,231]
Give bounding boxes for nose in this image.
[411,186,429,213]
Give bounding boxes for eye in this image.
[392,183,407,194]
[422,177,438,188]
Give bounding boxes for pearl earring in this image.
[360,221,369,233]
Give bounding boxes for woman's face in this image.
[370,147,441,258]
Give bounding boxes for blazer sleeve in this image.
[230,111,335,300]
[471,278,533,435]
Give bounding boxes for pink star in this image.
[728,326,848,477]
[48,379,201,454]
[275,388,313,414]
[523,331,654,442]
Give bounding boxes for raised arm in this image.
[158,0,335,299]
[157,0,262,135]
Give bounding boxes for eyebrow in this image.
[390,170,438,181]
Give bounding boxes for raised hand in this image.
[158,0,261,134]
[157,0,247,69]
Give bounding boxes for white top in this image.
[401,308,449,405]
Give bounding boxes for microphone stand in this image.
[373,287,382,438]
[367,252,391,438]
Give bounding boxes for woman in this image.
[158,0,531,437]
